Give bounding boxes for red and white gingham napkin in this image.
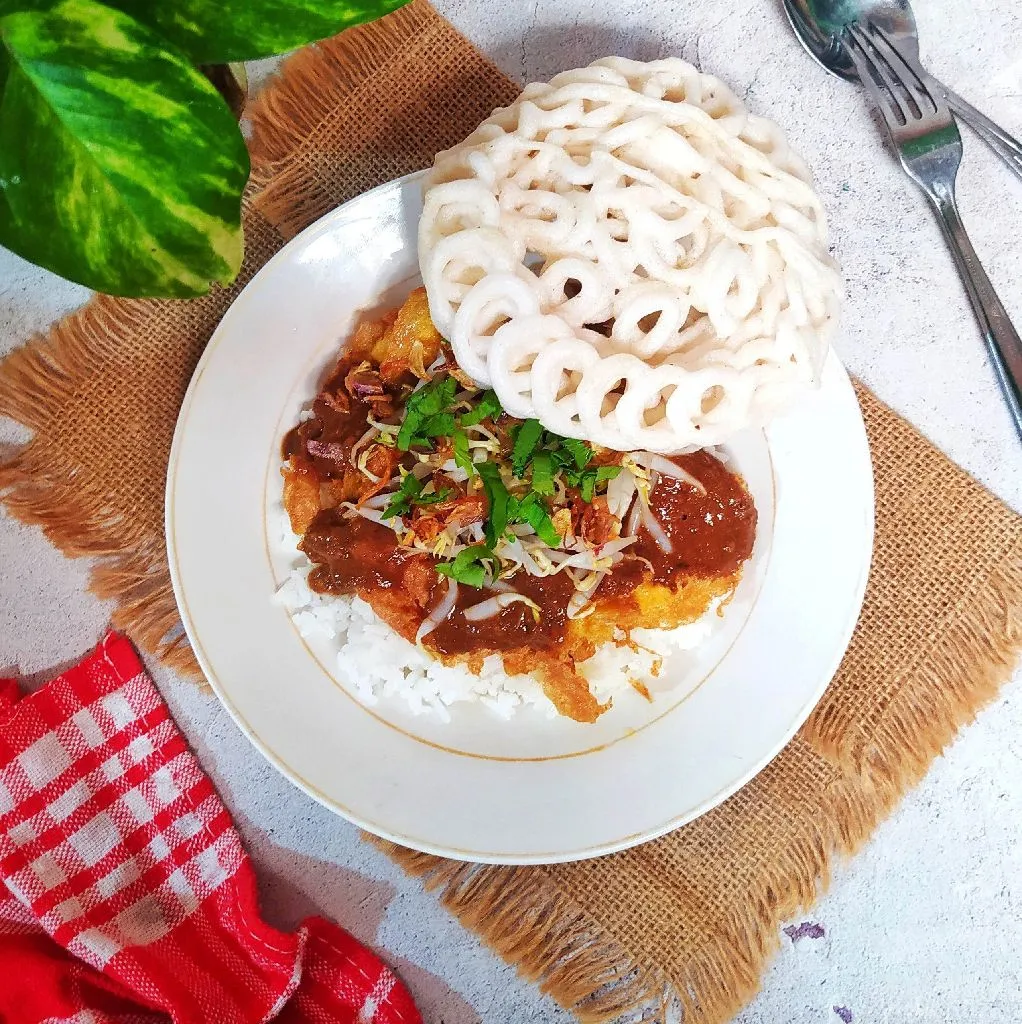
[0,631,421,1024]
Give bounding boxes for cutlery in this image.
[838,20,1022,439]
[784,0,1022,184]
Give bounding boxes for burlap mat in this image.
[2,3,1020,1021]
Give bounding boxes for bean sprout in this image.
[416,577,458,643]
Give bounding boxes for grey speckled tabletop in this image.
[2,3,1022,1022]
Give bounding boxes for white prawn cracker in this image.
[419,57,842,452]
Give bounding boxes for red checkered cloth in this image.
[0,632,421,1024]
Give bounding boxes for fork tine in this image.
[864,23,942,118]
[843,25,908,129]
[851,25,921,122]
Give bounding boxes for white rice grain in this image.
[273,509,723,721]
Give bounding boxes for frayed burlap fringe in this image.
[367,769,900,1024]
[246,1,439,169]
[0,295,207,679]
[0,202,282,678]
[244,1,517,240]
[806,540,1022,781]
[364,843,672,1023]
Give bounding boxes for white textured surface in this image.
[418,57,840,451]
[2,2,1021,1021]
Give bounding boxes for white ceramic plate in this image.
[167,172,873,865]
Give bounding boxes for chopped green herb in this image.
[579,471,597,503]
[396,375,458,450]
[504,493,520,536]
[383,468,455,519]
[435,544,494,588]
[530,451,555,495]
[516,492,562,546]
[389,380,616,547]
[421,412,456,438]
[572,463,623,504]
[476,461,511,548]
[399,471,424,496]
[452,427,474,476]
[511,418,544,477]
[560,437,593,471]
[381,471,423,520]
[414,487,452,507]
[547,437,594,486]
[459,389,502,426]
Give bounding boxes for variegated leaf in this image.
[107,0,409,64]
[0,2,47,15]
[0,0,249,297]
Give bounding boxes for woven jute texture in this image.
[2,3,1020,1021]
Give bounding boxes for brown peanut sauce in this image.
[283,372,378,480]
[282,293,757,722]
[632,451,757,583]
[295,444,756,709]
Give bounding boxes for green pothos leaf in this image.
[0,0,248,297]
[107,0,410,64]
[0,1,47,16]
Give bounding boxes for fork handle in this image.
[940,84,1022,185]
[927,192,1022,440]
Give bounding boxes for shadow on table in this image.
[0,644,110,697]
[241,819,481,1024]
[489,18,700,85]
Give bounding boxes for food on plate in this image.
[419,57,842,452]
[278,289,756,723]
[273,57,845,722]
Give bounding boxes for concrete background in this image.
[2,1,1022,1020]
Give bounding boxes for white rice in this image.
[272,510,718,721]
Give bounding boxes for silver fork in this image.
[844,21,1022,440]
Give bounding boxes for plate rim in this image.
[166,172,875,864]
